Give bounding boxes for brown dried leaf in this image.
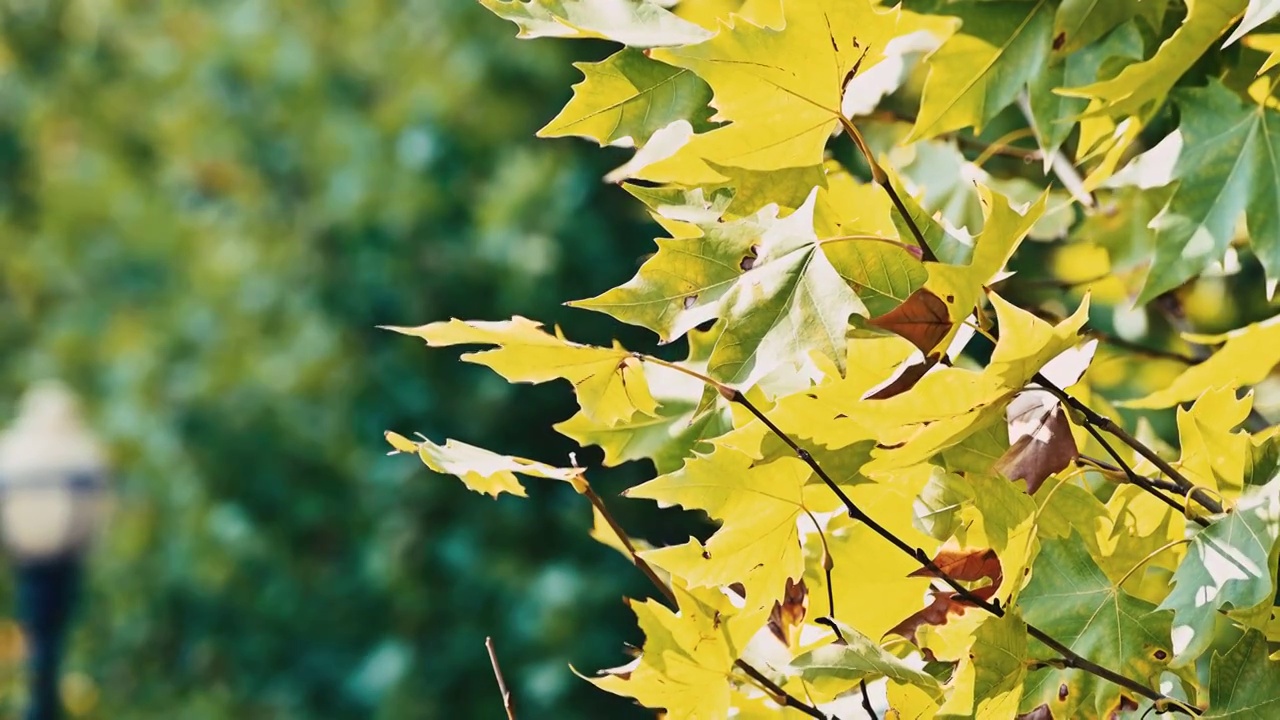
[868,288,952,355]
[995,393,1078,494]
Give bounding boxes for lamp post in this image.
[0,382,109,720]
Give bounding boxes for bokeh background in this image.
[0,1,666,717]
[1,2,1279,719]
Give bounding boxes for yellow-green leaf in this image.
[637,0,906,183]
[1123,314,1280,409]
[383,317,658,425]
[908,0,1054,142]
[587,585,765,719]
[540,48,715,147]
[627,449,840,612]
[477,0,713,46]
[383,431,578,498]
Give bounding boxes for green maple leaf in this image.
[908,0,1054,142]
[1019,534,1176,718]
[1160,475,1280,666]
[1204,630,1280,718]
[574,192,913,387]
[540,48,716,148]
[1028,21,1144,161]
[1051,0,1164,54]
[477,0,712,46]
[1139,81,1280,303]
[792,618,944,702]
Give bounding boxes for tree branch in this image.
[725,390,1201,717]
[839,117,938,263]
[1072,417,1207,527]
[859,679,878,720]
[486,637,518,720]
[1033,373,1224,516]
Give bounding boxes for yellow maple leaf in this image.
[636,0,907,184]
[628,450,841,613]
[382,317,658,425]
[586,585,766,719]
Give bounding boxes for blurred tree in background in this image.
[0,1,660,717]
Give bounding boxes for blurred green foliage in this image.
[0,1,664,717]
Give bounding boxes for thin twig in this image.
[862,110,1042,160]
[1073,417,1207,527]
[725,389,1201,716]
[839,117,938,263]
[1016,93,1095,209]
[802,507,840,632]
[1033,374,1224,516]
[581,484,679,607]
[1077,455,1182,495]
[859,679,878,720]
[576,473,830,719]
[736,659,832,719]
[486,637,518,720]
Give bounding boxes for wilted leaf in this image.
[477,0,713,46]
[869,288,952,355]
[384,431,579,498]
[995,394,1078,494]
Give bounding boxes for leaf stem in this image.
[486,637,518,720]
[802,507,840,632]
[724,389,1201,716]
[839,117,938,263]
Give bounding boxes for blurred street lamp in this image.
[0,382,109,720]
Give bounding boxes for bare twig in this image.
[859,679,878,720]
[1077,455,1183,495]
[1073,418,1207,527]
[1033,374,1224,516]
[1016,93,1095,209]
[486,637,517,720]
[736,659,831,719]
[838,116,938,263]
[581,484,678,607]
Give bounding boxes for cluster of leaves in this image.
[392,0,1280,718]
[0,2,664,718]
